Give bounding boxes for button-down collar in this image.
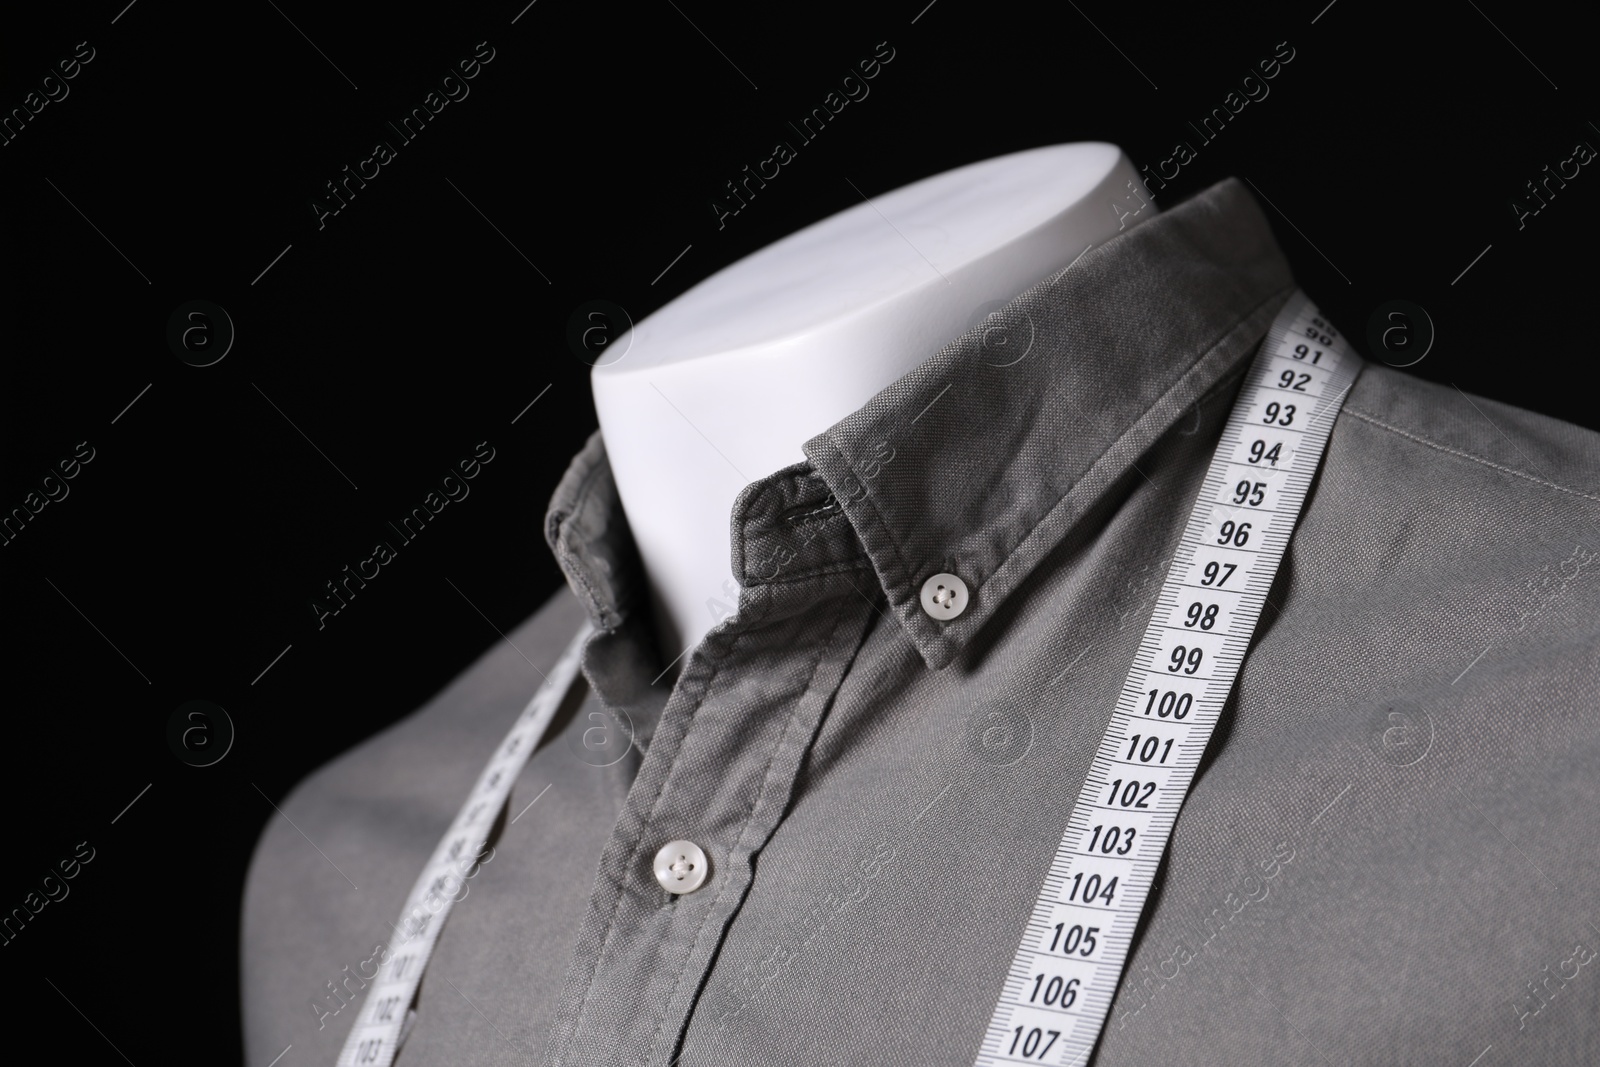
[546,176,1295,673]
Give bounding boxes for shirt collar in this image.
[547,176,1296,671]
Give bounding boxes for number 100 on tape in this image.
[973,290,1358,1065]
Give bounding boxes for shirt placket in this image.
[541,480,881,1067]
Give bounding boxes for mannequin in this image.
[592,142,1157,665]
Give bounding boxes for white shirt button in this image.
[919,572,970,620]
[653,840,710,894]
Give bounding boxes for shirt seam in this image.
[746,560,876,587]
[1342,406,1600,506]
[816,447,918,637]
[644,596,856,1065]
[782,501,843,525]
[552,456,616,629]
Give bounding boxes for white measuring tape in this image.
[973,289,1359,1065]
[335,624,591,1067]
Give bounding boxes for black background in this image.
[2,0,1594,1061]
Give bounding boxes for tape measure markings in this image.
[334,624,591,1067]
[973,291,1359,1066]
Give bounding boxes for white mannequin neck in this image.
[591,143,1157,663]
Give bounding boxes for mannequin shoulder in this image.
[238,587,588,1063]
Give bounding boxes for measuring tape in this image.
[973,290,1359,1066]
[335,624,591,1067]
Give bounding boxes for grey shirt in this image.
[241,177,1600,1067]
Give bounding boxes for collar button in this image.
[919,572,970,620]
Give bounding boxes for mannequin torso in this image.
[591,142,1157,663]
